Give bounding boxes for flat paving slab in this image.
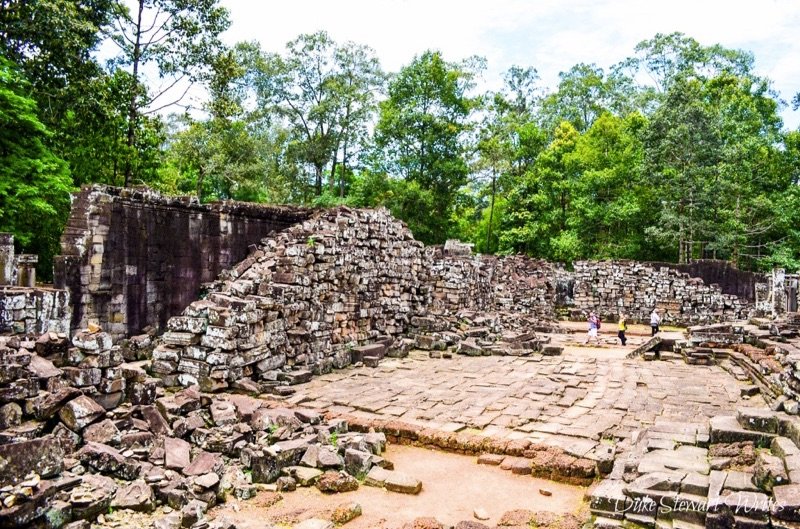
[293,345,765,455]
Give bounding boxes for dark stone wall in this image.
[646,259,763,302]
[54,186,312,338]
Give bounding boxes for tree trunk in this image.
[196,165,205,202]
[314,164,323,196]
[329,154,338,195]
[340,137,349,198]
[486,167,497,253]
[123,0,145,187]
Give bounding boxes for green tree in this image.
[569,112,653,258]
[500,121,580,259]
[244,33,383,197]
[0,56,72,279]
[374,50,480,243]
[106,0,230,186]
[0,0,135,185]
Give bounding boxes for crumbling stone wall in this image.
[647,259,763,302]
[573,260,749,323]
[54,186,313,339]
[0,287,70,335]
[155,207,431,387]
[427,249,560,319]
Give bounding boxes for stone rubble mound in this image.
[589,406,800,528]
[573,260,749,324]
[409,309,563,358]
[154,207,564,391]
[0,329,424,529]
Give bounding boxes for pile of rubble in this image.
[155,207,431,389]
[0,329,429,529]
[489,256,562,319]
[407,310,562,358]
[589,407,800,528]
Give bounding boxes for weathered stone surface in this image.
[284,466,323,487]
[69,474,117,520]
[330,501,362,524]
[193,472,220,489]
[0,437,64,485]
[77,442,140,480]
[184,451,223,477]
[112,479,155,512]
[0,479,56,528]
[344,448,372,477]
[141,405,171,436]
[773,484,800,522]
[316,470,359,493]
[754,451,789,492]
[164,437,191,471]
[59,395,105,431]
[384,470,422,494]
[83,418,120,445]
[364,466,391,488]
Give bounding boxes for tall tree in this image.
[0,56,72,279]
[246,32,383,196]
[374,50,480,243]
[106,0,230,186]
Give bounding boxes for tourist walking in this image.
[650,308,661,336]
[584,311,599,344]
[618,313,627,346]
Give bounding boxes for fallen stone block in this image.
[59,395,105,431]
[164,437,192,471]
[316,470,359,493]
[77,442,140,480]
[69,474,117,521]
[112,479,155,512]
[384,470,422,494]
[283,466,323,487]
[754,451,789,492]
[0,437,64,486]
[0,479,56,528]
[330,501,362,524]
[738,408,779,434]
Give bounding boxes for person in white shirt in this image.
[650,308,661,336]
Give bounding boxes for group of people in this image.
[584,308,662,346]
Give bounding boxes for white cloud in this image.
[220,0,800,127]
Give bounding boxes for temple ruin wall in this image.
[53,185,313,339]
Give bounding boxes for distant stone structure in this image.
[0,233,38,288]
[572,260,753,324]
[0,233,71,334]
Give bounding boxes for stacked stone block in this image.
[159,207,430,387]
[573,260,748,324]
[0,287,70,335]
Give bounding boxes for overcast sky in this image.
[219,0,800,129]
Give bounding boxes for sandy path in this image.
[213,444,585,528]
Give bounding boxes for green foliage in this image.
[3,15,800,276]
[0,56,73,280]
[374,50,480,243]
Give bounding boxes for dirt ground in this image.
[212,444,586,529]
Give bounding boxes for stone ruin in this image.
[4,185,800,529]
[154,206,567,388]
[0,233,70,335]
[572,260,750,324]
[54,185,312,339]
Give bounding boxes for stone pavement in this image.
[292,348,765,457]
